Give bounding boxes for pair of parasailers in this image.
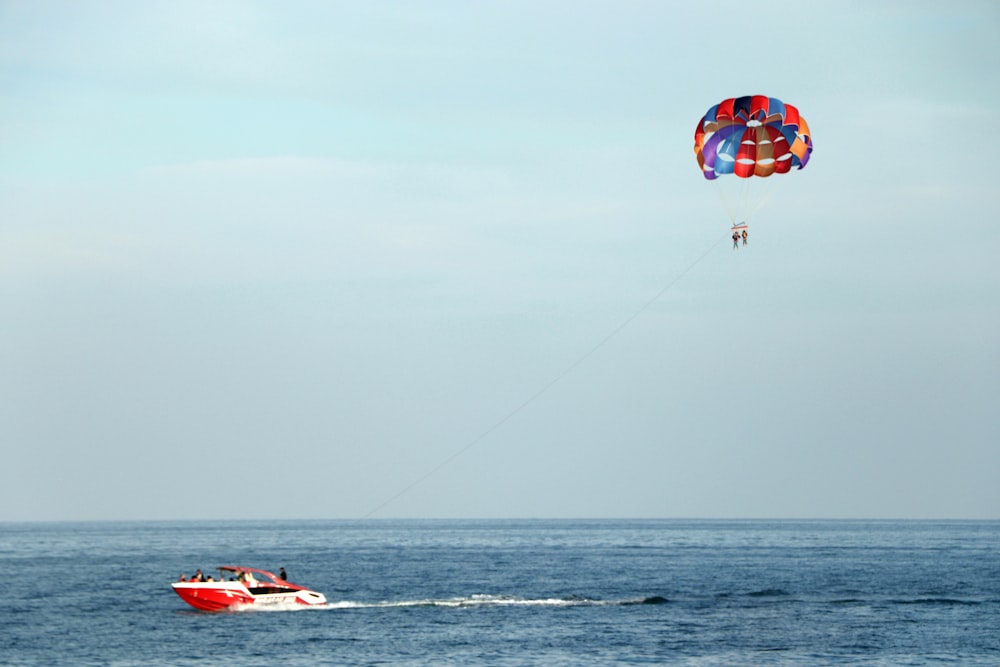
[732,226,748,249]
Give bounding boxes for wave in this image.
[638,595,670,605]
[746,588,790,598]
[892,597,982,606]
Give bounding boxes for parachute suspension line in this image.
[360,232,729,519]
[713,180,738,224]
[740,174,753,224]
[713,175,755,226]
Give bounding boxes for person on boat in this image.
[279,567,287,581]
[178,573,187,582]
[191,569,204,582]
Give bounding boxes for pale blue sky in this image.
[2,1,997,521]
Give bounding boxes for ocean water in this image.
[0,519,997,666]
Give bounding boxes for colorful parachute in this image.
[694,96,812,180]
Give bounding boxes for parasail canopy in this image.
[694,95,812,180]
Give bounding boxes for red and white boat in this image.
[171,566,327,612]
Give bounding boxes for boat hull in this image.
[172,581,327,612]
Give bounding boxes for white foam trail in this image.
[227,594,664,612]
[325,595,603,609]
[317,594,633,610]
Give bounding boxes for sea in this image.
[1,519,997,666]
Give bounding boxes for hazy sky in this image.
[2,1,998,521]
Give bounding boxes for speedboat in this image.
[171,566,327,612]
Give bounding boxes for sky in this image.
[1,1,998,521]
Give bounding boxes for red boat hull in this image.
[171,567,327,612]
[172,582,256,611]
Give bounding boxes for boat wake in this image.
[219,593,671,613]
[315,594,669,611]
